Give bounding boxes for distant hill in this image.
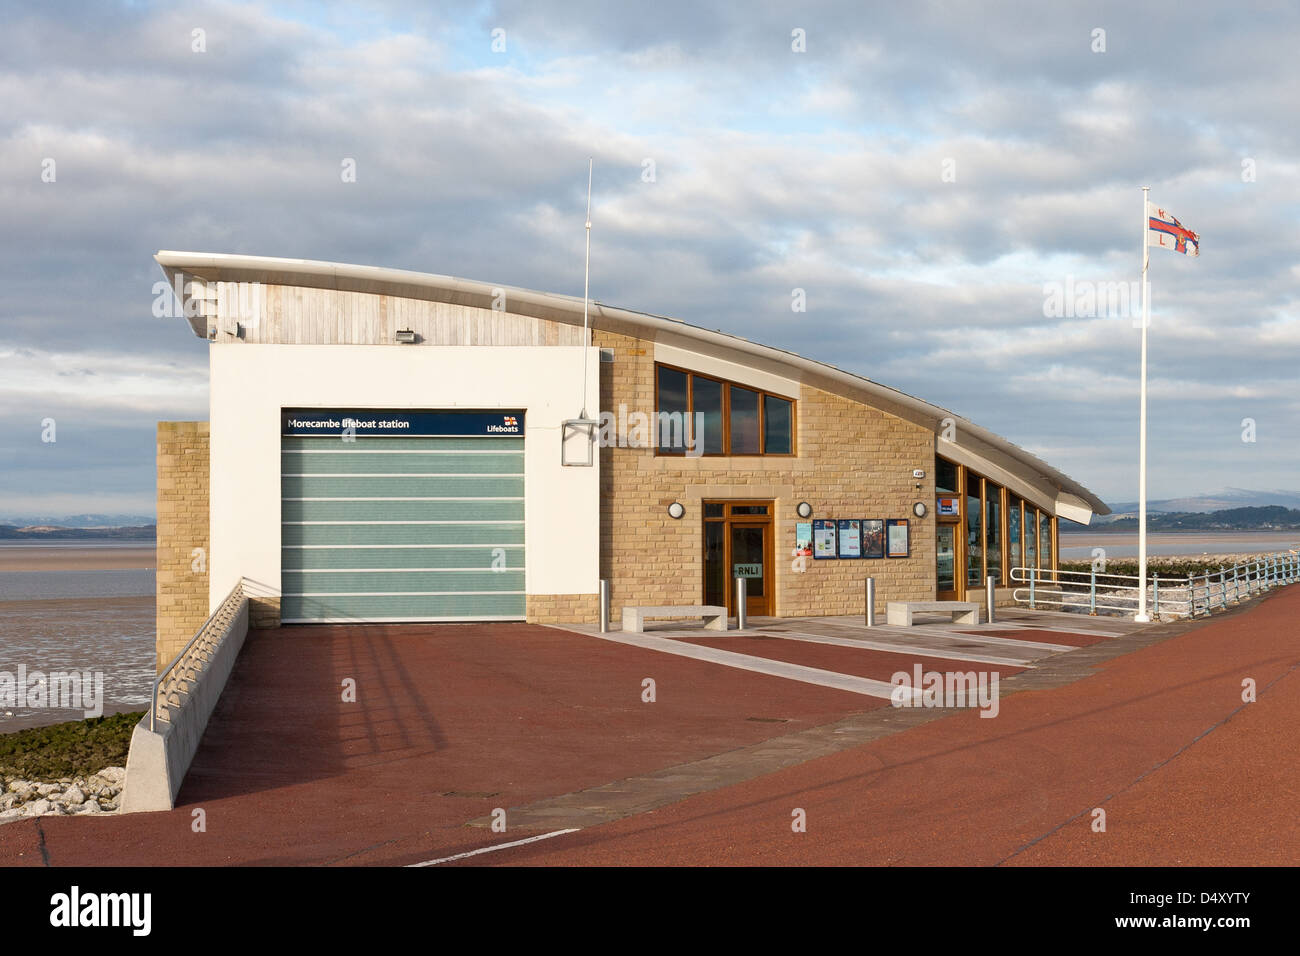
[0,513,155,528]
[1065,506,1300,534]
[1102,488,1300,516]
[0,524,156,540]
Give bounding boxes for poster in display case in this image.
[862,519,885,558]
[813,519,837,559]
[836,519,862,558]
[886,518,910,558]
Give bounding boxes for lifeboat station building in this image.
[152,251,1108,660]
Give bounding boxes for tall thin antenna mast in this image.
[580,157,592,419]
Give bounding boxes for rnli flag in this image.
[1147,203,1200,256]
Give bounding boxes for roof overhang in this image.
[155,250,1110,520]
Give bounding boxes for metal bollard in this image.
[985,575,996,624]
[865,577,876,627]
[599,579,609,633]
[735,577,747,630]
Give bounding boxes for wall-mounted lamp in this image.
[796,501,813,518]
[395,329,418,344]
[667,501,685,519]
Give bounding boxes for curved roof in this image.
[155,250,1109,520]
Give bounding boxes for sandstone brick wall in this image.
[248,597,280,630]
[588,330,936,626]
[527,594,601,625]
[155,422,210,671]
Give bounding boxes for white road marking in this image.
[805,618,1077,652]
[588,630,917,701]
[756,628,1036,667]
[408,828,581,866]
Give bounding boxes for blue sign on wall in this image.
[282,409,525,437]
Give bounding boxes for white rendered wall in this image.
[208,344,600,613]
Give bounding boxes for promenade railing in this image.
[150,578,248,731]
[1009,551,1300,620]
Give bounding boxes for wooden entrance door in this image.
[703,501,774,617]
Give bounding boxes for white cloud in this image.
[1,0,1298,509]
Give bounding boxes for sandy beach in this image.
[0,545,156,571]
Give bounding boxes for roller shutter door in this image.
[281,427,525,623]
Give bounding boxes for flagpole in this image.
[580,157,592,420]
[1135,185,1151,623]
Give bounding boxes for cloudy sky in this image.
[1,0,1297,518]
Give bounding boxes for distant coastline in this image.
[1066,505,1300,534]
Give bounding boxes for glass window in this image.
[1025,510,1037,570]
[691,376,724,455]
[762,395,793,454]
[1040,513,1052,571]
[985,487,1001,586]
[936,525,956,592]
[936,458,959,494]
[654,364,797,457]
[703,522,726,606]
[966,473,983,587]
[731,525,765,596]
[729,385,760,454]
[731,505,768,515]
[703,502,725,518]
[1008,497,1022,573]
[657,366,688,451]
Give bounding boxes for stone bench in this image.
[886,601,980,627]
[622,605,728,632]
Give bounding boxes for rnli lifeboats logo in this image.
[487,415,520,433]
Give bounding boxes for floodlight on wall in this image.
[796,501,813,518]
[667,501,685,519]
[561,417,597,467]
[394,329,418,344]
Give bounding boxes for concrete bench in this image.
[886,601,980,627]
[622,605,728,632]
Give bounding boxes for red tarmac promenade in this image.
[484,588,1300,866]
[1,587,1296,866]
[0,622,870,866]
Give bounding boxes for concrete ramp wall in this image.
[121,586,249,813]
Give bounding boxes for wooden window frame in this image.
[654,362,796,457]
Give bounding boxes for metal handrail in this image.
[1009,550,1299,620]
[150,578,247,731]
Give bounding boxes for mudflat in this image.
[0,546,156,571]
